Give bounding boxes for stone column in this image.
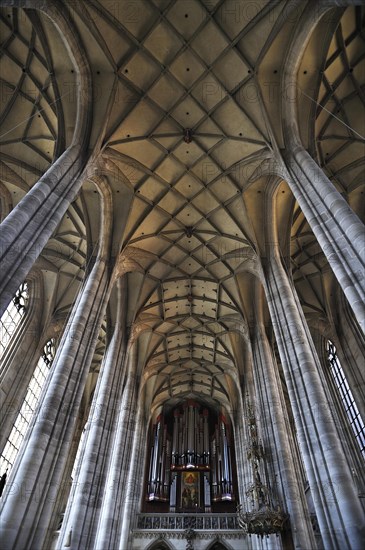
[279,0,365,332]
[263,246,365,549]
[0,178,113,550]
[0,0,92,316]
[251,287,316,550]
[119,385,148,550]
[94,341,140,550]
[239,343,259,509]
[44,419,85,550]
[280,147,365,332]
[233,398,254,550]
[56,277,128,550]
[233,398,249,510]
[240,351,284,550]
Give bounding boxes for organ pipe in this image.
[146,401,234,504]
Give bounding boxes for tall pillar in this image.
[45,420,85,550]
[264,246,365,549]
[0,178,113,550]
[280,147,365,332]
[279,0,365,332]
[119,385,147,550]
[233,401,247,503]
[235,342,265,550]
[56,277,127,549]
[251,287,316,550]
[0,0,92,317]
[94,341,140,550]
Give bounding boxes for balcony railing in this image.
[135,513,241,531]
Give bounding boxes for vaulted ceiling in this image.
[0,1,364,419]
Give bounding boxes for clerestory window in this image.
[327,340,364,457]
[0,282,29,360]
[0,338,56,476]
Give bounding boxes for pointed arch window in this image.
[0,282,28,359]
[0,338,56,476]
[326,340,364,457]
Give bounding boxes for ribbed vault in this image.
[1,1,364,416]
[0,7,68,188]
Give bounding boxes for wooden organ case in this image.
[146,400,236,513]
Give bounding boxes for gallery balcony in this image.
[132,513,245,546]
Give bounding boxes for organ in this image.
[146,400,235,512]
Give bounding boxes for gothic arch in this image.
[146,539,175,550]
[1,4,364,550]
[205,538,233,550]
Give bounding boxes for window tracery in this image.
[327,340,364,457]
[0,338,56,476]
[0,282,28,360]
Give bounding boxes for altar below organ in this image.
[145,401,236,513]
